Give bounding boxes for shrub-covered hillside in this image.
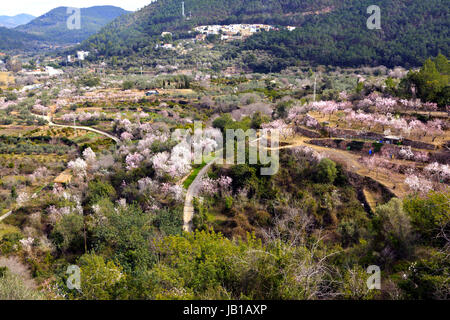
[81,0,449,69]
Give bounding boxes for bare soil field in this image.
[0,72,14,88]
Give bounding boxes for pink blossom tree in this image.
[405,175,433,194]
[125,152,144,170]
[68,158,87,178]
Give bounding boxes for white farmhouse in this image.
[77,51,89,61]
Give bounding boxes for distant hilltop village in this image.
[194,24,296,41]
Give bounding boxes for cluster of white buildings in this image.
[67,51,90,63]
[194,24,296,41]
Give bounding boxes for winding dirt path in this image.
[182,138,262,232]
[271,136,408,198]
[34,113,120,143]
[182,134,410,232]
[183,158,219,232]
[49,123,120,143]
[0,210,13,222]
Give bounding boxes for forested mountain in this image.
[0,26,42,50]
[0,14,35,28]
[15,6,129,44]
[81,0,336,56]
[81,0,449,69]
[241,0,450,70]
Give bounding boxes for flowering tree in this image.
[304,115,319,129]
[19,237,34,253]
[374,97,397,113]
[408,120,427,138]
[68,158,88,178]
[217,176,232,190]
[323,103,339,120]
[405,175,433,194]
[125,152,144,170]
[200,177,219,196]
[32,104,49,116]
[399,147,415,160]
[47,205,75,225]
[120,132,134,142]
[424,162,450,182]
[137,177,158,193]
[113,118,134,135]
[168,143,192,177]
[30,167,50,182]
[82,148,97,167]
[261,120,294,139]
[160,183,184,202]
[292,146,323,164]
[16,192,30,207]
[192,127,222,160]
[427,119,444,142]
[61,113,78,123]
[152,152,171,176]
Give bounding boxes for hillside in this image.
[81,0,449,69]
[0,27,42,50]
[16,6,129,44]
[0,14,35,28]
[81,0,335,55]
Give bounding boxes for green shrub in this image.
[0,269,44,300]
[85,180,117,206]
[316,158,337,184]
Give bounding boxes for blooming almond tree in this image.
[405,175,433,194]
[16,192,30,207]
[61,113,78,124]
[120,132,134,142]
[32,104,49,116]
[19,237,35,253]
[137,177,158,194]
[292,146,323,164]
[68,158,88,178]
[398,147,414,160]
[304,115,319,129]
[125,152,145,170]
[262,120,294,139]
[30,167,50,183]
[200,177,219,196]
[82,147,97,167]
[424,162,450,182]
[374,97,397,113]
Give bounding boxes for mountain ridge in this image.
[0,14,35,28]
[16,5,130,44]
[0,26,42,51]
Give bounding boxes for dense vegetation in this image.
[80,0,449,69]
[81,0,333,57]
[400,54,450,107]
[15,6,129,44]
[240,0,449,70]
[0,27,42,50]
[0,23,448,301]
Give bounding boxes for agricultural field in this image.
[0,72,14,89]
[0,43,448,303]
